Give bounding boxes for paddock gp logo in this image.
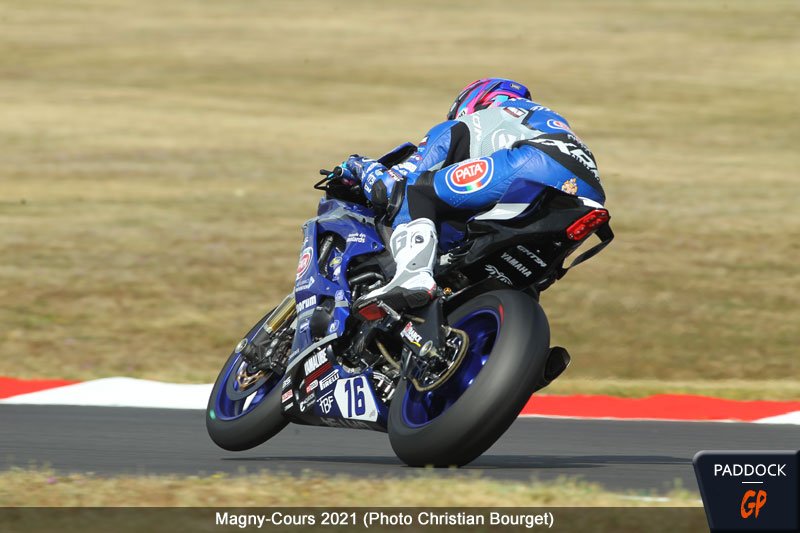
[445,158,494,195]
[693,450,798,532]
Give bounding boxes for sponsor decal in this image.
[693,450,798,532]
[501,252,532,278]
[303,351,328,375]
[395,160,418,174]
[503,106,527,118]
[470,114,483,142]
[561,178,579,195]
[400,322,422,346]
[295,276,315,291]
[387,169,404,182]
[516,245,548,268]
[445,158,494,195]
[484,264,512,285]
[346,232,366,244]
[335,289,345,301]
[298,320,310,333]
[319,370,339,390]
[491,129,522,151]
[327,320,339,334]
[318,392,335,414]
[547,118,573,132]
[530,137,599,179]
[305,379,318,394]
[299,392,316,412]
[364,174,377,193]
[296,295,317,313]
[329,256,342,267]
[296,246,313,280]
[282,377,292,388]
[281,390,293,403]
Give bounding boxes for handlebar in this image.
[318,166,355,182]
[313,166,365,206]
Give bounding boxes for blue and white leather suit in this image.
[349,98,605,232]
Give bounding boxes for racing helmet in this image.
[447,78,531,120]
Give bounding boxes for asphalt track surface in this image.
[2,405,798,494]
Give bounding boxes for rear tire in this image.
[388,290,549,466]
[206,312,289,451]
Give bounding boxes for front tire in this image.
[206,312,289,451]
[388,290,550,466]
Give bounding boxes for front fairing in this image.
[279,197,391,430]
[290,198,383,364]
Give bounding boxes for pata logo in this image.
[446,158,494,195]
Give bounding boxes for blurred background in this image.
[2,0,798,398]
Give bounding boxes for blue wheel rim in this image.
[401,308,500,428]
[214,354,280,421]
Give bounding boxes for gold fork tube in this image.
[264,293,296,334]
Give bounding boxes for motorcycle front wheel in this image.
[206,311,289,451]
[387,289,550,466]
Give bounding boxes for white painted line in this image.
[0,377,212,410]
[754,410,800,425]
[1,378,798,426]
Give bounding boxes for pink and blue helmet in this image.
[447,78,531,120]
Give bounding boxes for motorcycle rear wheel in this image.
[387,290,550,466]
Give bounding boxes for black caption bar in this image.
[0,507,707,533]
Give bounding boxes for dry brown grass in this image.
[0,468,699,507]
[545,377,800,401]
[1,0,798,391]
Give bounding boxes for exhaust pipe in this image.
[531,346,571,393]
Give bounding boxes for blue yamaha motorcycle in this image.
[206,143,613,466]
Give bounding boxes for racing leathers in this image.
[346,98,604,311]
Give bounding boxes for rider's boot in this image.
[355,218,437,312]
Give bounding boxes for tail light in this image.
[566,209,609,241]
[357,303,387,321]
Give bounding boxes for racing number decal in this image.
[343,378,366,417]
[334,376,378,422]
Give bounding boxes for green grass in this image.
[1,0,798,394]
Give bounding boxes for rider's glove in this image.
[342,155,368,183]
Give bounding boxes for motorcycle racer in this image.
[339,78,605,312]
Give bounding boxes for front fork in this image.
[235,293,297,373]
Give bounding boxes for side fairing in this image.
[288,199,384,369]
[281,198,390,430]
